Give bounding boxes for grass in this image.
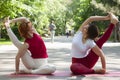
[0,38,12,45]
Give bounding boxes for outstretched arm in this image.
[79,15,110,31]
[10,17,39,34]
[10,17,29,23]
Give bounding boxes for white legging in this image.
[6,28,56,74]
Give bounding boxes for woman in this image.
[70,13,118,74]
[4,17,56,74]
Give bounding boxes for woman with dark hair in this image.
[4,17,56,74]
[70,13,119,74]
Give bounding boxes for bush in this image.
[1,26,22,40]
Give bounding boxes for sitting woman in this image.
[4,17,56,74]
[70,13,118,74]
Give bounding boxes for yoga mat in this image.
[9,71,120,77]
[9,71,73,77]
[85,71,120,77]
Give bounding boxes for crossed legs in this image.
[6,28,56,74]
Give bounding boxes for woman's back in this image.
[25,33,48,58]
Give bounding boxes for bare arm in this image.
[92,45,106,71]
[10,17,29,23]
[15,43,28,74]
[10,17,39,34]
[79,15,110,31]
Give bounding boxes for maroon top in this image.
[25,33,48,59]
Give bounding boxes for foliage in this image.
[0,0,71,39]
[91,0,120,41]
[0,39,12,45]
[67,0,111,32]
[0,0,119,41]
[91,0,120,15]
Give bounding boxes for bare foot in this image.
[109,13,119,25]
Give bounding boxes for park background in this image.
[0,1,120,80]
[0,0,120,44]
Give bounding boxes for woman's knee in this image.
[70,63,80,73]
[40,64,56,74]
[45,64,56,73]
[70,63,87,75]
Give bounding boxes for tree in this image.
[91,0,120,41]
[0,0,47,39]
[0,0,72,40]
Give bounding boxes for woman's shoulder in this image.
[72,31,82,43]
[73,30,82,38]
[74,31,82,37]
[33,32,41,36]
[24,42,29,48]
[19,43,29,50]
[87,39,95,43]
[87,39,96,47]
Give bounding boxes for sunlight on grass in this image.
[0,39,12,45]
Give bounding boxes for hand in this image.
[101,68,106,74]
[104,13,110,20]
[14,71,20,75]
[95,68,106,74]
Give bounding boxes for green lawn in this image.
[0,39,12,45]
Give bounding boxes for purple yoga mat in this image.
[9,71,120,77]
[9,71,73,77]
[85,71,120,77]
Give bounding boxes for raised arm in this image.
[10,17,29,23]
[10,17,39,34]
[79,15,110,31]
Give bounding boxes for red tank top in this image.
[25,33,48,59]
